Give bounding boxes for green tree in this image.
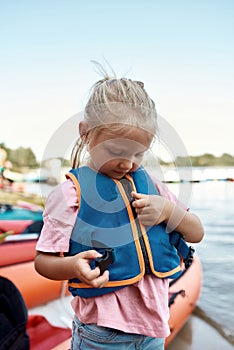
[9,147,38,168]
[0,144,38,169]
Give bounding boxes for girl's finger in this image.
[92,270,109,288]
[81,266,101,281]
[131,191,146,199]
[79,250,102,261]
[132,197,149,209]
[84,269,109,288]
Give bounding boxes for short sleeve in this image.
[36,179,78,253]
[151,176,188,211]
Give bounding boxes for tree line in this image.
[1,143,234,170]
[142,152,234,167]
[174,153,234,167]
[0,143,38,170]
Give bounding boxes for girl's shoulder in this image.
[45,178,78,210]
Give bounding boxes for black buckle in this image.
[94,248,115,275]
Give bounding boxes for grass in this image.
[0,189,45,207]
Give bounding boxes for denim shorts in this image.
[71,316,165,350]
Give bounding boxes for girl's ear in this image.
[79,121,89,138]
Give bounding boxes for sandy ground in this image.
[167,315,234,350]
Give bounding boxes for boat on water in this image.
[0,250,202,349]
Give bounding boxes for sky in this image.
[0,0,234,162]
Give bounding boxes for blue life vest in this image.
[66,166,192,298]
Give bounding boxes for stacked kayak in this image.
[0,234,38,266]
[0,203,43,234]
[0,201,43,267]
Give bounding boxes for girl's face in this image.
[87,126,153,179]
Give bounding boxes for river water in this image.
[25,167,234,344]
[180,180,234,344]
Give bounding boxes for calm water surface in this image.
[167,180,234,343]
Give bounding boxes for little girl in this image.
[35,72,204,350]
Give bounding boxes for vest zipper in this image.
[119,178,151,275]
[130,201,151,275]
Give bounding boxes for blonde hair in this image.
[72,62,157,168]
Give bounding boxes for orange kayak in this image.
[165,254,202,347]
[0,261,69,309]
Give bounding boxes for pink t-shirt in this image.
[36,174,183,338]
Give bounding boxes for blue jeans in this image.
[71,316,165,350]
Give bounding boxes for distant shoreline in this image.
[1,144,234,170]
[158,153,234,167]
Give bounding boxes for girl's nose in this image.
[119,159,133,170]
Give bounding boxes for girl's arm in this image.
[34,250,109,288]
[34,180,109,287]
[131,192,204,243]
[161,199,204,243]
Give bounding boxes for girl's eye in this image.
[135,151,145,158]
[109,149,124,156]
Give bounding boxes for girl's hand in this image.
[131,191,172,226]
[131,191,204,243]
[72,250,109,288]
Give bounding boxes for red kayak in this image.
[0,235,38,267]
